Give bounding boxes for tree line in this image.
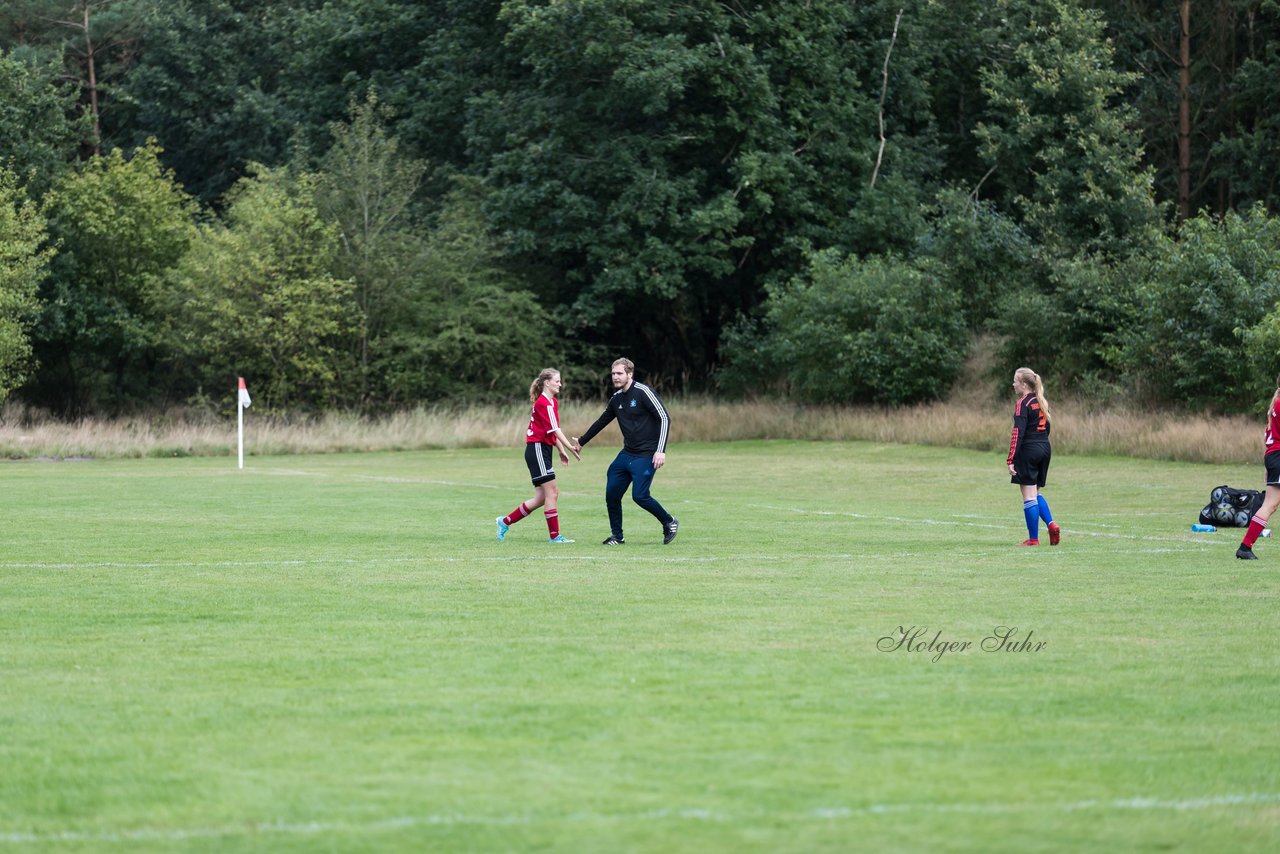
[3,0,1280,415]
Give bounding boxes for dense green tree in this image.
[157,166,356,411]
[106,0,305,204]
[913,188,1036,330]
[1119,205,1280,409]
[0,49,84,195]
[1243,302,1280,408]
[988,249,1153,392]
[4,0,1280,412]
[310,92,555,407]
[313,91,429,405]
[1090,0,1280,218]
[30,142,197,413]
[281,0,501,199]
[376,178,557,405]
[0,167,51,404]
[468,0,938,381]
[1206,3,1280,213]
[974,0,1158,257]
[1,0,140,157]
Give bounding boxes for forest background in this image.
[4,0,1280,422]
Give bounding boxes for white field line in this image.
[195,469,1228,541]
[314,472,598,499]
[349,472,594,499]
[13,530,1207,571]
[215,467,568,494]
[351,474,506,490]
[0,553,979,571]
[1,511,1223,571]
[2,793,1277,844]
[751,505,1221,546]
[233,463,1240,547]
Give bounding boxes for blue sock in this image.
[1023,500,1039,540]
[1037,494,1054,525]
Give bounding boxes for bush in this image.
[720,251,970,405]
[156,166,356,412]
[915,188,1035,330]
[988,250,1147,395]
[372,181,560,405]
[0,167,49,404]
[1118,205,1280,410]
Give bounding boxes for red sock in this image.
[503,502,530,526]
[1243,514,1269,547]
[545,509,559,539]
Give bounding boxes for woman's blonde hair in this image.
[1015,367,1051,420]
[529,368,560,404]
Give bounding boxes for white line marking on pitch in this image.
[350,475,507,490]
[751,505,1219,546]
[0,553,930,571]
[1,542,1220,572]
[2,793,1276,844]
[0,555,790,570]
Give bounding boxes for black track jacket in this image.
[578,381,671,455]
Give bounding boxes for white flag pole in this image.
[237,377,251,469]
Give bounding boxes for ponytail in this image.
[529,368,560,404]
[1015,367,1051,420]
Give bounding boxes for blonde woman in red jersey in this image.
[1236,374,1280,559]
[1007,367,1062,546]
[496,368,580,543]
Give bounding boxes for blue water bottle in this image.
[1191,523,1216,533]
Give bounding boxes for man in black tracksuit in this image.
[573,358,679,546]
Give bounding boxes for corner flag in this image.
[237,377,251,469]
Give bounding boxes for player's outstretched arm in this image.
[554,429,580,461]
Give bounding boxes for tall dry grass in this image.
[0,398,1261,465]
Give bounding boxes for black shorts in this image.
[1011,442,1051,488]
[1266,452,1280,486]
[525,442,556,486]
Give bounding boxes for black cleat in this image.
[1237,545,1258,560]
[663,517,679,545]
[602,536,625,546]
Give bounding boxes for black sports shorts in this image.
[525,442,556,486]
[1011,442,1051,488]
[1265,451,1280,486]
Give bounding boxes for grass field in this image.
[2,441,1278,852]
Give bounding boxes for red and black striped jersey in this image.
[1007,392,1050,464]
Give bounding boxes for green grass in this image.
[1,441,1278,852]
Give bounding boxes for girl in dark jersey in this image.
[496,368,580,543]
[1236,374,1280,559]
[1007,367,1062,546]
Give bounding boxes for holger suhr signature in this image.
[877,626,1047,663]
